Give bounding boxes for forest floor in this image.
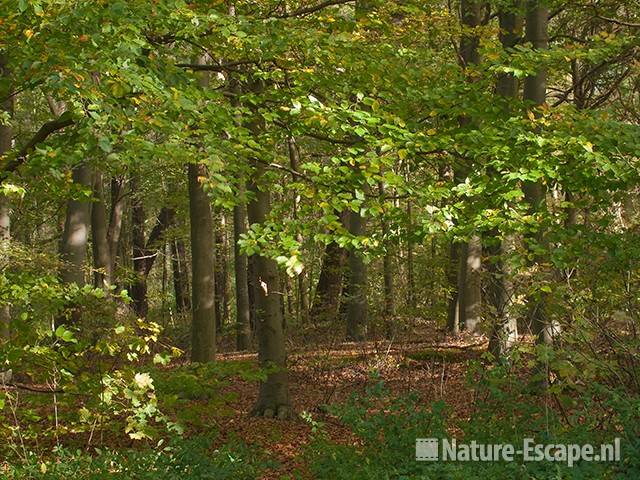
[0,322,490,479]
[212,323,487,479]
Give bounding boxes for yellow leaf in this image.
[427,128,437,136]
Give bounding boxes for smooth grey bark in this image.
[189,53,216,361]
[523,0,553,346]
[0,53,11,339]
[464,235,482,333]
[188,162,216,362]
[60,164,92,288]
[448,0,482,334]
[488,5,522,357]
[91,172,111,289]
[233,194,251,350]
[488,236,518,356]
[247,162,292,418]
[345,207,368,341]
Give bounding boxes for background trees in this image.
[0,0,639,475]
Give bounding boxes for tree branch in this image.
[595,15,640,28]
[176,60,262,72]
[1,116,74,179]
[277,0,355,18]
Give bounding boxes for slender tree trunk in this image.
[447,242,461,335]
[345,208,368,341]
[310,240,348,326]
[233,195,251,350]
[130,176,174,318]
[248,254,258,333]
[188,162,217,362]
[523,0,552,345]
[107,178,125,285]
[130,178,148,317]
[91,172,111,290]
[0,196,9,340]
[288,137,309,324]
[214,213,228,334]
[459,0,483,334]
[247,162,292,418]
[379,181,395,338]
[171,239,191,314]
[488,236,518,356]
[488,4,522,357]
[0,53,12,340]
[406,200,416,310]
[464,235,482,333]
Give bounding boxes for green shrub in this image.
[1,435,274,479]
[305,366,640,479]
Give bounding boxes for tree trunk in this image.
[523,0,552,346]
[188,163,217,362]
[247,254,258,333]
[446,242,461,335]
[488,4,522,357]
[448,0,483,334]
[214,213,229,334]
[247,162,292,418]
[0,195,10,340]
[379,181,395,338]
[464,235,482,333]
[460,0,482,334]
[172,239,191,314]
[288,137,309,325]
[107,178,125,286]
[488,237,518,356]
[310,240,348,326]
[345,208,368,341]
[130,178,148,316]
[406,200,416,310]
[130,179,174,318]
[60,164,92,287]
[91,172,111,290]
[0,54,12,340]
[233,197,251,350]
